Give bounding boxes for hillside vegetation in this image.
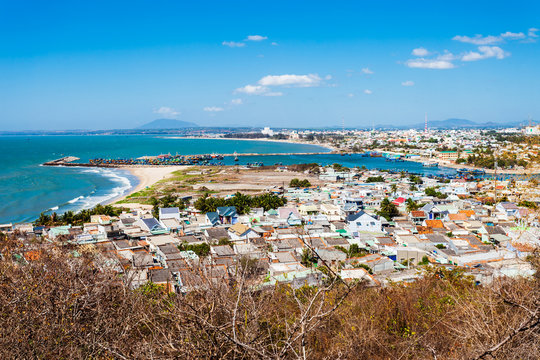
[0,233,538,359]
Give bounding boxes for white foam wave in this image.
[47,168,135,216]
[74,168,134,211]
[67,196,84,204]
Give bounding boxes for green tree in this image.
[377,198,400,221]
[406,198,421,212]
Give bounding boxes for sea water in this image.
[0,135,328,223]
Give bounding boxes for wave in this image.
[47,168,135,216]
[67,195,84,204]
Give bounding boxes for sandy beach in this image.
[114,166,187,203]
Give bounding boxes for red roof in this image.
[392,197,406,205]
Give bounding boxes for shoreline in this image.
[401,155,540,175]
[156,135,337,152]
[112,166,185,204]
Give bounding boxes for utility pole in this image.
[494,152,498,206]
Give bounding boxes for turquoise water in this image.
[1,135,465,224]
[0,135,328,223]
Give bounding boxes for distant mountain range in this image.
[137,119,199,129]
[381,118,523,130]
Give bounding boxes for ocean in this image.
[0,135,462,224]
[0,135,329,223]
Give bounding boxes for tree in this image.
[377,198,400,221]
[406,198,421,212]
[366,176,385,183]
[194,192,287,214]
[289,178,311,188]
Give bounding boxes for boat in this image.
[422,162,438,167]
[233,151,239,162]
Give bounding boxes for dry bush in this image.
[0,233,538,359]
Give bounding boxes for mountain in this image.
[427,118,476,128]
[376,118,522,130]
[137,119,199,129]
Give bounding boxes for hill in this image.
[137,118,199,129]
[377,118,522,130]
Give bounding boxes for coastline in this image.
[402,155,540,175]
[112,166,184,204]
[157,136,337,152]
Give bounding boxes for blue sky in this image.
[0,0,539,130]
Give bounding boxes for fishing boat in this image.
[422,162,438,167]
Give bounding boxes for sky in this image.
[0,0,539,130]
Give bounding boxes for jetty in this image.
[42,151,339,168]
[43,156,81,166]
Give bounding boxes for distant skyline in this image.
[1,0,539,130]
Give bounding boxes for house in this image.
[346,211,382,234]
[211,244,236,258]
[159,207,181,222]
[206,212,220,226]
[496,202,519,217]
[298,203,319,215]
[409,210,427,225]
[205,227,230,243]
[138,217,168,235]
[279,207,302,226]
[423,219,445,230]
[228,223,257,242]
[217,206,238,224]
[421,203,449,220]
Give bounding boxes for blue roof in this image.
[142,217,163,230]
[206,212,220,226]
[217,206,237,217]
[160,207,179,214]
[346,211,368,222]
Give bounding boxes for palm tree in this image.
[406,198,420,212]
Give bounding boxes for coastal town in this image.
[5,125,540,293]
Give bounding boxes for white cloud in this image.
[236,73,323,96]
[529,28,539,37]
[325,74,332,80]
[347,93,354,98]
[235,84,268,95]
[452,34,501,45]
[405,58,455,69]
[203,106,224,112]
[401,80,415,86]
[501,31,525,39]
[222,41,245,48]
[412,47,429,56]
[231,98,243,105]
[245,35,268,41]
[364,89,372,94]
[361,68,373,74]
[271,42,278,46]
[258,74,321,87]
[153,106,180,118]
[461,46,509,61]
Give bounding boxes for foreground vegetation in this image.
[0,233,538,359]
